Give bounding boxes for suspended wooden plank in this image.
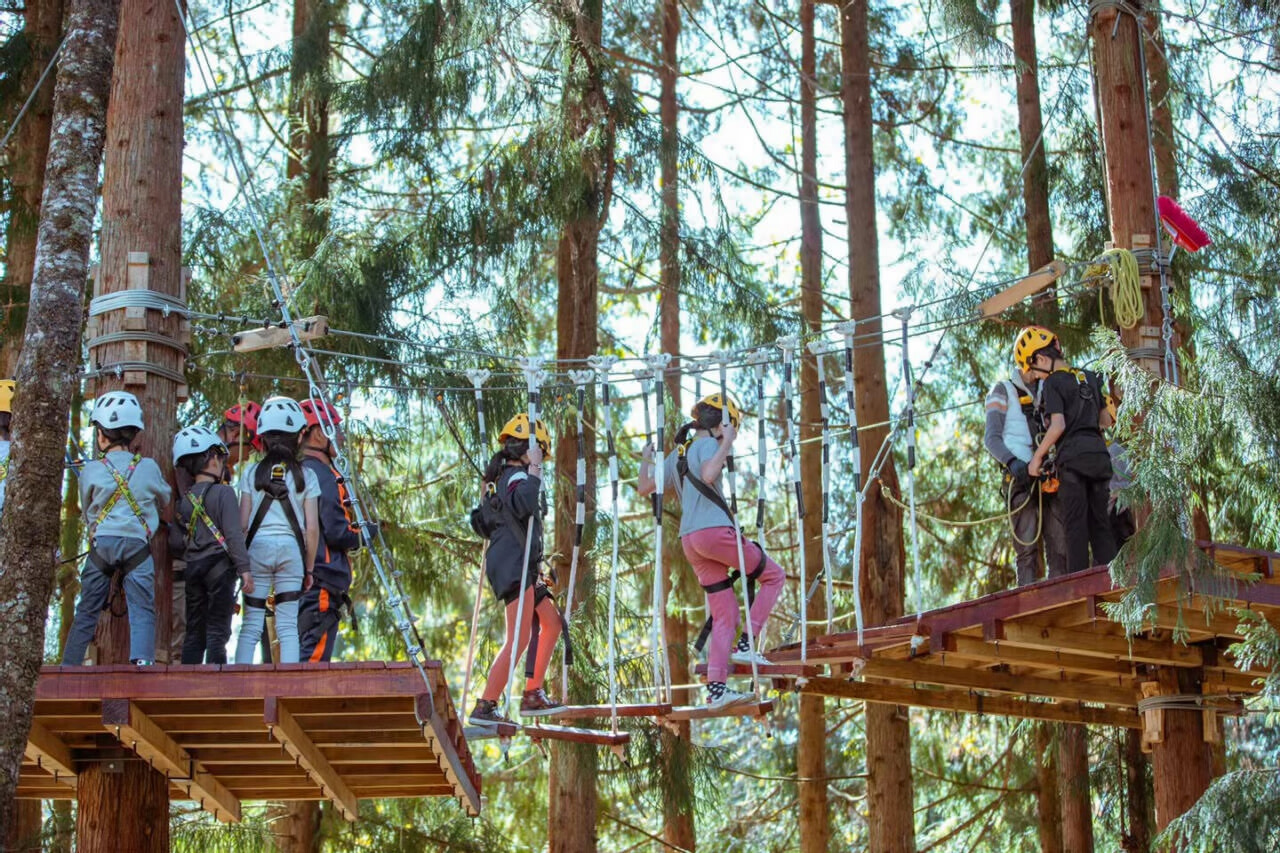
[231,315,329,353]
[535,703,673,720]
[664,700,775,722]
[976,260,1068,318]
[524,724,631,747]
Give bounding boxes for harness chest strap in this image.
[92,454,153,540]
[188,485,230,555]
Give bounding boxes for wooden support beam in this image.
[664,701,774,722]
[24,720,78,790]
[801,677,1140,728]
[976,259,1068,318]
[856,658,1138,707]
[414,695,481,817]
[990,621,1203,667]
[940,634,1139,680]
[101,699,240,823]
[264,697,358,822]
[231,315,329,353]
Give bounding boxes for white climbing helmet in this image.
[172,425,227,465]
[91,391,145,431]
[257,396,306,435]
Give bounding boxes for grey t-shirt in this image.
[80,449,171,541]
[237,461,320,540]
[663,435,733,536]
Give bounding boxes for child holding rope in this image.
[467,414,565,727]
[639,394,785,709]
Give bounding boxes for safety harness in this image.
[242,463,307,611]
[85,454,154,606]
[676,442,767,653]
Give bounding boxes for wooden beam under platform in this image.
[855,658,1139,708]
[102,699,241,823]
[265,697,359,822]
[989,621,1203,667]
[800,677,1140,728]
[24,721,77,790]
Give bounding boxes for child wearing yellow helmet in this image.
[467,413,565,726]
[638,395,785,710]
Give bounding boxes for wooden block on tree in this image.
[1140,681,1162,750]
[124,305,147,331]
[232,315,329,353]
[124,371,147,387]
[126,252,149,290]
[976,260,1068,318]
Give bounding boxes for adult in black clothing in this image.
[1021,326,1118,574]
[296,398,363,662]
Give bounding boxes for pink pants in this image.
[681,526,785,682]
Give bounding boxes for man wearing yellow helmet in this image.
[0,380,13,517]
[638,394,785,710]
[1023,331,1118,574]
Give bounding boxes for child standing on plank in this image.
[171,425,253,664]
[234,396,320,664]
[297,398,363,662]
[467,414,565,726]
[0,380,13,518]
[61,392,171,666]
[638,394,786,709]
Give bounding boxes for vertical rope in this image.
[459,369,491,719]
[506,357,545,717]
[646,355,673,700]
[561,370,594,698]
[635,365,665,703]
[894,311,924,625]
[807,341,835,634]
[714,350,761,697]
[777,336,807,662]
[834,321,866,645]
[588,355,621,733]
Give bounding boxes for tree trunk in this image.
[74,762,167,852]
[1035,723,1063,853]
[1149,668,1212,837]
[270,800,322,852]
[1124,728,1152,853]
[657,0,696,845]
[5,800,41,851]
[840,2,915,849]
[797,4,831,851]
[1059,723,1094,851]
[0,0,120,827]
[0,0,65,377]
[287,0,331,251]
[547,3,607,850]
[1010,0,1054,275]
[1142,1,1176,202]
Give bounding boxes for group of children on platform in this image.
[984,326,1134,584]
[4,385,366,668]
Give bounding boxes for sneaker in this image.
[730,648,773,667]
[520,687,565,717]
[132,659,154,667]
[706,684,755,710]
[468,699,513,727]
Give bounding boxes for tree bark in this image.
[1010,0,1054,275]
[1,0,66,377]
[547,2,607,850]
[5,800,41,851]
[0,0,120,827]
[797,4,831,851]
[657,0,696,846]
[1124,728,1152,853]
[287,0,331,252]
[840,2,915,849]
[74,762,167,852]
[1150,668,1213,836]
[1142,1,1176,202]
[1059,723,1094,851]
[270,800,322,852]
[1034,723,1063,853]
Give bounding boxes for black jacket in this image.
[480,464,545,603]
[302,455,361,594]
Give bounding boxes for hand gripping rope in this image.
[588,354,621,733]
[641,354,673,703]
[893,310,925,635]
[777,337,808,663]
[561,369,595,700]
[459,369,491,721]
[713,350,762,697]
[834,321,867,645]
[807,340,836,635]
[505,357,547,719]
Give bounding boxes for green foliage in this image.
[1155,769,1280,853]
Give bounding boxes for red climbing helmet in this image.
[222,401,262,451]
[299,398,342,430]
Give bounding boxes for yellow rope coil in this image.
[1088,248,1143,329]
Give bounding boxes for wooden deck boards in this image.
[18,662,481,820]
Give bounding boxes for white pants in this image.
[234,534,305,663]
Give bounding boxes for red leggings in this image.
[681,526,785,682]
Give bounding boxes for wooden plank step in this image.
[524,724,630,746]
[694,663,819,679]
[664,700,774,721]
[536,703,672,720]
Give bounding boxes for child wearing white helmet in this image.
[233,396,320,664]
[0,379,14,517]
[170,425,253,664]
[61,391,172,666]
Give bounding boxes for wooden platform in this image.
[766,541,1279,728]
[19,662,481,820]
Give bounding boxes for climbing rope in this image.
[589,355,622,733]
[637,358,672,704]
[894,310,925,631]
[834,321,867,646]
[1093,248,1143,330]
[808,340,836,635]
[561,369,594,699]
[458,370,491,722]
[777,337,808,662]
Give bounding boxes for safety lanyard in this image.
[92,454,152,540]
[188,485,229,554]
[330,461,358,533]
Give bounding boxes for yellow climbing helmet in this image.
[693,393,742,428]
[0,380,13,414]
[1013,326,1060,373]
[499,413,551,453]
